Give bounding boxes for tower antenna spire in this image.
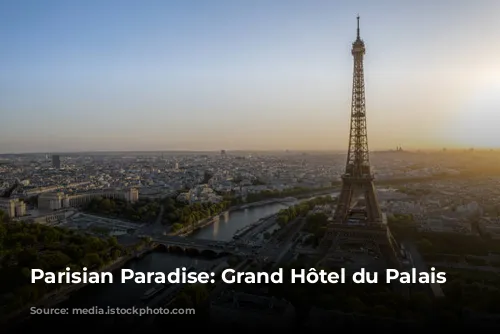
[357,15,360,39]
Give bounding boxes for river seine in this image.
[18,194,342,329]
[17,202,293,329]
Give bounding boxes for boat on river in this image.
[233,225,253,239]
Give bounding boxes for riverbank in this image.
[171,189,338,237]
[2,246,155,325]
[231,197,296,210]
[170,200,288,236]
[173,211,229,236]
[240,187,338,206]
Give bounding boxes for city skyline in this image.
[1,0,500,154]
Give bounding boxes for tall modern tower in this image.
[52,155,61,170]
[318,17,399,268]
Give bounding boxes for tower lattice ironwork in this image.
[318,16,384,256]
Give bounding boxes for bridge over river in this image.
[152,235,256,255]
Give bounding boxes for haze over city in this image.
[4,1,500,331]
[1,0,500,153]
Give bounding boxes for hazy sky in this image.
[1,0,500,153]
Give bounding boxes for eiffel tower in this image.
[318,16,399,268]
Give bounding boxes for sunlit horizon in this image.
[1,0,500,154]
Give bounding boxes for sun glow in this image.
[450,80,500,148]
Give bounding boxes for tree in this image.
[40,251,72,271]
[107,236,119,247]
[111,249,121,259]
[83,253,102,268]
[0,209,9,223]
[346,296,366,313]
[185,284,209,306]
[172,223,183,232]
[0,220,6,254]
[17,249,38,267]
[157,284,209,328]
[418,238,433,253]
[99,198,113,212]
[0,220,138,317]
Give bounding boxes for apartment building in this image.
[38,188,139,211]
[0,198,27,218]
